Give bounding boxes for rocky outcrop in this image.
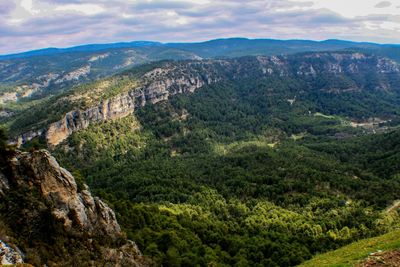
[0,92,18,104]
[45,62,220,146]
[46,89,146,147]
[0,149,151,266]
[54,65,91,85]
[7,150,121,236]
[14,129,44,147]
[102,240,147,267]
[0,240,24,265]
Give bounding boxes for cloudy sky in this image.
[1,0,400,54]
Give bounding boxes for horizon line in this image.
[2,37,398,58]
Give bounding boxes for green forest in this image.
[43,71,400,266]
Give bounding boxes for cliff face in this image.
[45,61,222,146]
[0,149,151,267]
[45,90,145,147]
[6,150,121,236]
[15,52,400,147]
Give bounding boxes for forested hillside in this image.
[52,98,400,266]
[3,51,400,266]
[5,52,400,142]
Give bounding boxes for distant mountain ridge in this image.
[0,38,397,60]
[0,41,163,60]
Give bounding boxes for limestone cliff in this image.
[45,61,222,146]
[0,149,152,267]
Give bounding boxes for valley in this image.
[1,41,400,266]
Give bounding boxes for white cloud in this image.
[20,0,39,14]
[292,0,399,17]
[0,0,399,54]
[381,21,400,30]
[55,4,105,15]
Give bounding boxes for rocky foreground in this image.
[0,149,152,266]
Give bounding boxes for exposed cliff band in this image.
[44,65,215,147]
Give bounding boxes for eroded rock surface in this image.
[4,150,119,236]
[0,149,151,267]
[0,240,24,265]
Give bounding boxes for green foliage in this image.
[0,127,7,152]
[0,128,15,164]
[71,170,86,192]
[3,52,400,266]
[51,74,400,266]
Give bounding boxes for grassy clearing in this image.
[212,138,278,155]
[314,112,336,119]
[299,229,400,267]
[290,132,306,140]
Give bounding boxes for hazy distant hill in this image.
[0,41,163,60]
[0,38,394,60]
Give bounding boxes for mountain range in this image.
[1,38,400,104]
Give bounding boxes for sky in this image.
[0,0,400,55]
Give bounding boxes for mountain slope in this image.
[0,46,200,105]
[48,88,400,266]
[167,38,382,58]
[1,38,394,61]
[38,53,400,265]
